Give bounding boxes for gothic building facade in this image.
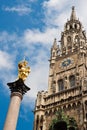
[34,7,87,130]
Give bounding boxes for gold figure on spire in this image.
[18,59,31,81]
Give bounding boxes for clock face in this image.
[61,58,73,68]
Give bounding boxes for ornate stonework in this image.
[34,7,87,130]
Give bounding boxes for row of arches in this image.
[67,35,85,46]
[67,35,79,44]
[36,115,44,123]
[45,101,81,116]
[66,23,80,31]
[35,115,44,130]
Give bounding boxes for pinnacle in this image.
[70,6,77,21]
[53,38,57,48]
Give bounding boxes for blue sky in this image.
[0,0,87,130]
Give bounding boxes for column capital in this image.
[7,78,30,96]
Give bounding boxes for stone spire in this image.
[70,6,77,20]
[52,38,57,48]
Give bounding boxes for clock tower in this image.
[34,7,87,130]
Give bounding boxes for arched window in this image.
[45,111,48,116]
[58,79,64,91]
[77,101,81,107]
[69,75,75,87]
[74,24,77,29]
[63,105,66,111]
[85,101,87,109]
[67,36,71,43]
[40,115,43,123]
[75,35,79,44]
[49,109,52,116]
[36,115,39,122]
[72,103,76,109]
[40,126,43,130]
[36,115,39,130]
[86,113,87,121]
[53,108,57,114]
[70,25,72,29]
[68,104,71,110]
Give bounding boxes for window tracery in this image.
[58,79,64,91]
[69,75,75,87]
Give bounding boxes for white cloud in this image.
[25,49,49,99]
[0,31,17,43]
[3,5,32,15]
[43,0,69,11]
[0,50,16,88]
[23,28,59,46]
[0,50,14,70]
[43,0,69,27]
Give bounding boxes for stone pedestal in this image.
[3,79,30,130]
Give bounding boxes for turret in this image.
[50,38,58,60]
[61,6,87,55]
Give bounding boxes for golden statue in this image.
[18,59,31,81]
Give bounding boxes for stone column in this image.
[3,79,30,130]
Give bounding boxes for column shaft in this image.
[3,92,22,130]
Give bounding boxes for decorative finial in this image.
[18,59,31,81]
[54,38,57,44]
[54,38,56,42]
[52,38,57,48]
[70,6,77,20]
[72,6,75,11]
